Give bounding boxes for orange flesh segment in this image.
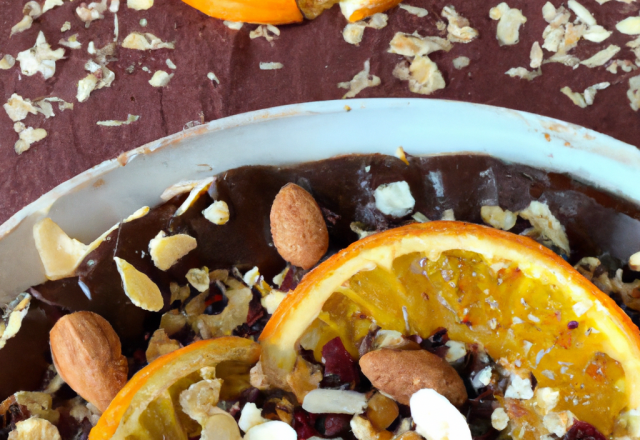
[260,222,640,437]
[181,0,303,25]
[342,0,403,22]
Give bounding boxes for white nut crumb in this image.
[393,55,446,95]
[530,41,543,68]
[59,34,82,49]
[224,20,244,30]
[127,0,153,10]
[519,200,570,255]
[243,266,261,287]
[543,411,576,437]
[567,0,596,26]
[490,2,527,46]
[410,389,472,440]
[343,23,366,45]
[245,421,296,440]
[302,389,367,414]
[350,415,379,440]
[203,200,230,225]
[535,387,560,414]
[630,252,640,271]
[250,24,280,42]
[504,374,534,400]
[338,60,380,99]
[399,4,428,17]
[3,94,38,122]
[580,45,620,68]
[388,32,452,57]
[261,290,287,314]
[122,32,175,50]
[442,5,478,43]
[481,206,517,230]
[238,402,267,432]
[166,59,177,70]
[186,267,210,292]
[617,17,640,35]
[259,62,283,70]
[374,181,415,217]
[250,361,271,390]
[452,56,470,69]
[629,75,640,111]
[149,231,197,271]
[560,82,609,108]
[175,177,214,216]
[491,407,509,431]
[8,418,61,440]
[471,366,492,389]
[445,340,466,363]
[115,257,164,311]
[0,54,16,70]
[15,126,47,154]
[16,31,65,80]
[149,70,173,87]
[505,67,541,81]
[76,0,108,24]
[412,212,430,223]
[583,25,611,43]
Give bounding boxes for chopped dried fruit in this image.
[114,257,164,311]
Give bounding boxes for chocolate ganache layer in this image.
[2,153,640,402]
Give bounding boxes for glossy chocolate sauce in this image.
[4,153,640,402]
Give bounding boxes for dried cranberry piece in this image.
[321,207,341,226]
[322,337,359,386]
[319,414,352,437]
[420,327,450,359]
[563,421,606,440]
[246,292,266,326]
[568,321,579,330]
[293,409,319,440]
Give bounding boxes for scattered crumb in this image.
[505,67,541,81]
[250,24,280,42]
[399,4,428,17]
[452,56,470,69]
[14,124,47,155]
[627,75,640,110]
[207,72,220,84]
[122,32,175,50]
[580,45,620,68]
[224,21,243,30]
[16,31,65,80]
[489,2,527,46]
[128,0,153,10]
[388,32,452,57]
[140,18,147,27]
[61,21,71,32]
[442,5,478,43]
[97,114,140,126]
[393,56,446,95]
[343,14,388,46]
[260,62,283,70]
[149,70,173,87]
[338,59,381,99]
[59,34,81,49]
[0,54,15,70]
[560,82,610,108]
[166,59,176,70]
[530,41,543,68]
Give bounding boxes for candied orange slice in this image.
[89,337,260,440]
[260,221,640,437]
[181,0,303,25]
[339,0,403,22]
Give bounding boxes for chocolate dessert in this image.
[1,153,639,439]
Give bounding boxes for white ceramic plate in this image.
[1,98,639,303]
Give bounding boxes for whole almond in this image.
[359,349,467,407]
[270,183,329,270]
[50,311,128,412]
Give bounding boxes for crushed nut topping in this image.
[0,293,31,349]
[580,45,620,68]
[481,206,517,230]
[399,4,428,17]
[342,13,388,45]
[616,16,640,35]
[442,5,478,43]
[96,114,140,126]
[259,62,283,70]
[560,82,610,108]
[149,70,174,87]
[393,56,446,95]
[127,0,153,10]
[122,32,175,50]
[489,2,527,46]
[14,125,47,155]
[59,34,82,49]
[338,60,381,99]
[250,25,280,42]
[145,329,180,363]
[530,41,543,68]
[629,75,640,111]
[3,94,38,122]
[76,0,108,24]
[389,32,452,57]
[0,54,16,70]
[519,200,570,255]
[223,20,244,30]
[505,67,542,80]
[8,418,61,440]
[16,32,65,80]
[11,1,42,36]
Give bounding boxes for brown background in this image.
[0,0,639,224]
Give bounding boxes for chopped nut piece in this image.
[122,32,175,50]
[201,412,243,440]
[197,284,252,337]
[286,356,322,401]
[245,421,295,440]
[393,56,446,95]
[543,411,576,437]
[412,212,430,222]
[260,62,283,70]
[207,71,220,83]
[519,200,570,255]
[114,257,164,311]
[342,13,388,45]
[560,82,610,108]
[583,25,611,43]
[8,418,61,440]
[145,329,180,363]
[442,5,478,43]
[77,58,116,103]
[567,0,595,26]
[0,293,31,349]
[350,415,379,440]
[97,114,140,126]
[16,32,65,80]
[250,24,280,42]
[303,389,367,414]
[166,58,176,70]
[388,32,452,57]
[43,0,63,12]
[544,53,580,67]
[491,407,509,430]
[530,41,543,68]
[441,209,455,220]
[161,178,211,201]
[3,94,38,122]
[175,177,214,216]
[452,56,470,69]
[149,70,173,87]
[59,34,82,49]
[127,0,153,10]
[160,309,187,335]
[243,266,261,287]
[180,378,224,424]
[616,16,640,35]
[481,206,517,230]
[399,4,428,17]
[411,389,472,440]
[169,282,191,305]
[536,387,560,414]
[61,21,71,32]
[0,54,15,70]
[374,181,415,217]
[506,67,541,80]
[629,75,640,111]
[149,231,197,271]
[261,290,287,314]
[76,0,108,24]
[203,200,230,225]
[490,3,527,46]
[224,20,244,30]
[630,252,640,271]
[239,402,267,432]
[338,60,381,99]
[445,340,467,362]
[504,374,534,399]
[580,45,620,68]
[250,361,271,390]
[186,267,210,292]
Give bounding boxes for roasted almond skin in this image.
[359,349,468,407]
[270,183,329,270]
[50,311,128,412]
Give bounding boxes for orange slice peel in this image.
[181,0,303,25]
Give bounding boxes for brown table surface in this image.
[1,0,639,224]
